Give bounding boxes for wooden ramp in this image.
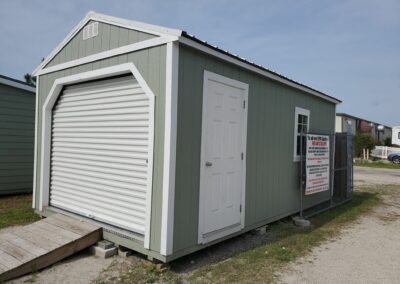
[0,214,102,282]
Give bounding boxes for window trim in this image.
[293,107,311,162]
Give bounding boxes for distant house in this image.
[335,113,392,142]
[0,75,36,195]
[392,126,400,146]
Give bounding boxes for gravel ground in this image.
[279,167,400,284]
[354,166,400,185]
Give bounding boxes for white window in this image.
[293,107,310,161]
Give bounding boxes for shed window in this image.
[398,132,400,139]
[294,107,310,161]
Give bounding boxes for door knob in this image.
[205,161,213,167]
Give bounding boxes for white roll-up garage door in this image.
[49,76,153,235]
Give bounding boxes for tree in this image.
[354,133,375,157]
[24,73,36,86]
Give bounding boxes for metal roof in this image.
[0,74,36,93]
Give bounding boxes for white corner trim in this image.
[198,70,249,245]
[32,76,39,209]
[293,107,310,162]
[160,41,179,256]
[34,36,177,76]
[0,77,35,92]
[179,37,340,105]
[32,11,182,76]
[38,63,155,249]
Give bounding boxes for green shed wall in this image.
[46,21,156,67]
[34,44,167,253]
[172,45,336,254]
[0,83,35,195]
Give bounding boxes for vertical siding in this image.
[35,45,167,252]
[46,21,156,67]
[173,45,336,253]
[0,84,35,194]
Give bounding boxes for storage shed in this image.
[32,11,341,262]
[0,75,36,195]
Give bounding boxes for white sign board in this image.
[305,134,330,195]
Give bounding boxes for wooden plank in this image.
[0,233,47,256]
[0,242,35,263]
[0,262,8,274]
[34,221,81,241]
[0,229,101,282]
[12,227,59,251]
[23,223,71,246]
[0,250,21,270]
[49,214,100,235]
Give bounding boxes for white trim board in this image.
[0,77,35,92]
[198,70,248,244]
[38,63,155,249]
[34,36,176,76]
[32,11,182,76]
[160,41,179,256]
[32,75,39,209]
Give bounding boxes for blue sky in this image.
[0,0,399,126]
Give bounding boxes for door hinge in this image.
[243,100,246,109]
[241,152,244,160]
[240,204,242,212]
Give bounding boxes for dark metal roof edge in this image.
[181,31,341,104]
[336,112,392,128]
[0,74,36,90]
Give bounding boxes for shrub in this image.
[354,133,375,157]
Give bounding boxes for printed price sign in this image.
[305,134,330,195]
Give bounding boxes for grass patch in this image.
[354,161,400,169]
[97,185,395,284]
[0,194,40,230]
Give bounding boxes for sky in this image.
[0,0,399,126]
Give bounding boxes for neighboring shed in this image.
[0,75,36,195]
[32,11,341,262]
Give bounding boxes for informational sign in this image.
[305,134,330,195]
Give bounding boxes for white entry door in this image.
[199,71,248,244]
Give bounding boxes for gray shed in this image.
[0,75,36,195]
[32,12,341,262]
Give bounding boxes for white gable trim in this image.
[34,36,176,76]
[33,11,182,76]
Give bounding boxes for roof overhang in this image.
[0,75,35,92]
[33,11,341,105]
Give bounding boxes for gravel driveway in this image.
[279,167,400,284]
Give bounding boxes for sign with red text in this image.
[305,134,330,195]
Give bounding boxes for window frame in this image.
[293,107,311,162]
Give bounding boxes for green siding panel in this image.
[34,45,167,253]
[173,45,336,253]
[46,21,157,67]
[0,83,35,195]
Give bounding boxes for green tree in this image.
[24,73,36,86]
[354,133,375,157]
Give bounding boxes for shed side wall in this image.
[0,83,35,194]
[35,45,166,252]
[173,45,336,254]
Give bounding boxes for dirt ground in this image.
[278,167,400,284]
[9,166,400,284]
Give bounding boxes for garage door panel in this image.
[50,76,152,234]
[58,88,146,105]
[51,175,146,199]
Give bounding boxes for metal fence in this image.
[299,132,354,218]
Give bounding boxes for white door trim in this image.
[160,42,179,256]
[198,70,249,244]
[38,63,155,249]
